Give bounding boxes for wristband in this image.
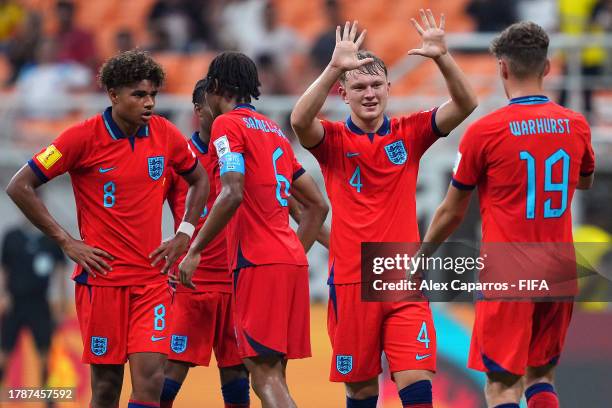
[177,221,195,239]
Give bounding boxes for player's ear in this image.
[107,88,119,104]
[542,59,551,77]
[499,59,509,80]
[338,84,349,104]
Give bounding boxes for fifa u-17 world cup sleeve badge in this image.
[36,144,63,169]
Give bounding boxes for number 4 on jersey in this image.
[349,165,362,193]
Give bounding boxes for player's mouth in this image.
[362,102,378,111]
[141,111,153,121]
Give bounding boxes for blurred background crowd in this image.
[0,1,611,407]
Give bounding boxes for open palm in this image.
[409,9,448,59]
[329,21,373,72]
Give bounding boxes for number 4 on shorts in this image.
[417,321,430,349]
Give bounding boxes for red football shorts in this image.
[327,283,437,382]
[167,288,242,367]
[75,281,173,364]
[468,301,573,375]
[233,264,311,360]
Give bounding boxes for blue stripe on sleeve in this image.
[27,159,49,183]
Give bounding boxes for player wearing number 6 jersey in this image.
[6,50,209,408]
[179,52,328,408]
[290,13,477,408]
[420,22,595,408]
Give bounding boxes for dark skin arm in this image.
[577,173,594,190]
[5,165,113,277]
[150,163,208,274]
[288,174,329,251]
[178,171,244,289]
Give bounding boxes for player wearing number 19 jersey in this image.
[179,52,328,407]
[291,16,477,408]
[422,23,595,408]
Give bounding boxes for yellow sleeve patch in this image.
[36,144,62,170]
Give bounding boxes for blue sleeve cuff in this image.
[292,167,306,181]
[220,152,245,176]
[27,159,49,183]
[431,107,449,138]
[451,178,475,190]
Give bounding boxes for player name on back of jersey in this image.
[509,117,571,137]
[241,116,286,138]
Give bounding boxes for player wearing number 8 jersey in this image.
[179,52,328,408]
[290,13,477,408]
[6,50,209,408]
[421,22,595,408]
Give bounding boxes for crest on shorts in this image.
[171,335,187,354]
[91,336,108,356]
[336,355,353,375]
[147,156,165,180]
[384,140,407,165]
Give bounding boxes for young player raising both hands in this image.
[290,10,477,408]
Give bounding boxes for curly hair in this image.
[192,78,206,105]
[203,52,261,103]
[339,51,387,84]
[490,22,549,79]
[98,49,165,90]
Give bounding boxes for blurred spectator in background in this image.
[256,52,290,94]
[4,11,42,87]
[310,0,343,72]
[147,23,173,52]
[0,0,25,47]
[115,29,135,54]
[0,215,67,406]
[15,37,92,118]
[517,0,558,32]
[465,0,517,32]
[218,0,265,54]
[252,1,305,70]
[54,0,97,71]
[148,0,219,52]
[558,0,608,122]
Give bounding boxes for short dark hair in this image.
[203,52,261,103]
[192,78,206,105]
[339,51,387,83]
[98,49,165,90]
[490,21,549,79]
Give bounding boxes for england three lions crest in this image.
[91,336,107,356]
[384,140,407,165]
[171,335,187,353]
[148,156,165,180]
[336,355,352,375]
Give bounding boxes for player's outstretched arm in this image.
[288,193,330,250]
[178,171,244,289]
[6,165,113,277]
[420,184,473,257]
[289,173,329,252]
[408,9,477,134]
[291,21,373,148]
[150,164,209,275]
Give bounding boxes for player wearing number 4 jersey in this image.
[178,52,328,408]
[421,22,595,408]
[290,12,477,408]
[6,50,209,408]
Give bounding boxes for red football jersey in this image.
[164,131,231,292]
[452,95,595,243]
[29,107,198,286]
[309,109,444,283]
[209,104,308,270]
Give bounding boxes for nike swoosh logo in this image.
[415,354,431,360]
[151,335,166,342]
[346,152,360,157]
[99,167,116,173]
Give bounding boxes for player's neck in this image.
[505,79,545,100]
[197,127,211,144]
[111,110,140,138]
[350,114,385,134]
